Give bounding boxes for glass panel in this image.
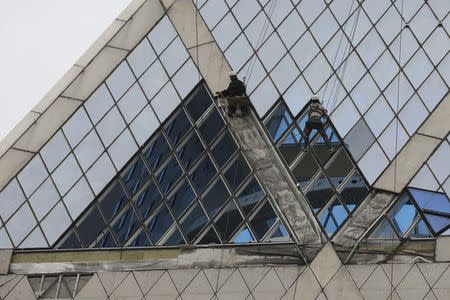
[164,110,191,146]
[250,201,278,240]
[224,154,251,192]
[305,173,334,213]
[51,154,82,196]
[168,180,196,218]
[344,118,375,161]
[268,223,290,242]
[121,156,150,197]
[211,131,237,167]
[389,194,419,235]
[265,102,293,141]
[185,84,212,122]
[59,230,81,249]
[318,198,348,236]
[292,151,320,190]
[409,188,450,214]
[199,109,224,144]
[278,126,303,166]
[98,181,128,222]
[76,206,106,247]
[339,171,369,213]
[146,204,174,243]
[155,156,183,194]
[236,177,264,215]
[310,125,341,164]
[325,148,354,188]
[164,228,186,246]
[133,180,161,219]
[189,155,216,193]
[215,201,243,242]
[106,61,135,100]
[367,218,399,241]
[423,214,450,234]
[93,229,117,248]
[198,227,220,245]
[202,179,229,217]
[409,219,432,238]
[143,133,171,172]
[177,133,205,170]
[130,229,152,247]
[180,204,208,242]
[111,205,141,246]
[232,226,254,243]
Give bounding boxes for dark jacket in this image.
[221,78,246,97]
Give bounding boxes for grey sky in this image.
[0,0,132,142]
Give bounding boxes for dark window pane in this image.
[198,227,221,244]
[98,181,128,222]
[134,180,162,219]
[156,156,182,194]
[111,206,141,245]
[310,125,341,165]
[165,110,191,146]
[325,148,354,188]
[190,155,216,193]
[278,126,303,166]
[199,109,224,144]
[250,202,278,240]
[212,131,237,167]
[424,214,450,234]
[164,228,186,246]
[232,226,254,243]
[339,171,369,212]
[177,133,204,170]
[121,156,150,196]
[130,229,152,247]
[292,152,320,190]
[202,179,229,217]
[224,154,250,191]
[147,204,174,243]
[265,102,293,141]
[269,223,290,241]
[143,133,171,172]
[95,229,117,248]
[180,204,209,242]
[59,230,82,249]
[76,206,106,247]
[305,173,334,212]
[237,177,264,215]
[186,84,212,121]
[168,179,196,218]
[409,188,450,214]
[388,194,419,235]
[215,201,243,241]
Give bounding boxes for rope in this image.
[194,0,201,81]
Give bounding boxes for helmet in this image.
[311,94,320,102]
[229,71,237,77]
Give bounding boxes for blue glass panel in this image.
[212,131,237,167]
[232,227,254,243]
[134,180,161,219]
[368,218,399,241]
[297,112,309,130]
[76,206,106,247]
[198,227,221,244]
[189,155,216,193]
[180,204,208,242]
[199,109,224,145]
[319,208,337,235]
[168,180,196,218]
[165,110,191,146]
[278,126,303,165]
[424,213,450,234]
[318,199,348,236]
[215,201,243,241]
[202,179,229,217]
[156,156,182,194]
[237,177,264,215]
[121,156,150,196]
[95,230,117,248]
[270,223,289,240]
[186,84,212,121]
[177,133,205,170]
[111,206,141,245]
[265,102,293,141]
[409,218,432,238]
[130,229,152,247]
[98,181,128,222]
[147,204,174,243]
[409,188,450,214]
[305,173,334,213]
[224,154,251,191]
[250,201,277,240]
[164,228,186,246]
[389,194,419,235]
[143,133,171,172]
[339,171,369,211]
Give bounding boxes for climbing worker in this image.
[215,71,248,117]
[303,95,334,153]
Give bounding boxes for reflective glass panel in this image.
[409,188,450,214]
[168,179,196,218]
[143,133,171,172]
[224,154,251,192]
[76,206,106,247]
[155,156,182,194]
[185,84,212,121]
[232,227,254,243]
[367,218,399,241]
[236,177,264,215]
[133,180,161,219]
[198,227,221,244]
[177,133,205,170]
[180,204,208,242]
[265,102,293,141]
[278,126,303,165]
[202,179,229,217]
[339,171,369,212]
[111,205,141,245]
[98,182,128,222]
[211,131,237,167]
[121,156,150,196]
[306,173,334,213]
[325,148,354,188]
[147,205,174,243]
[424,214,450,234]
[250,201,278,240]
[164,110,191,146]
[269,223,290,242]
[389,194,419,235]
[164,228,186,246]
[189,155,216,193]
[409,218,432,238]
[310,126,341,164]
[130,229,152,247]
[199,109,224,144]
[292,151,320,190]
[215,201,243,241]
[93,229,117,248]
[59,230,81,249]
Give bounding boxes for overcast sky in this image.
[0,0,132,142]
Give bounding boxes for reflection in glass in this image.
[144,133,171,172]
[310,125,340,165]
[93,229,117,248]
[198,227,221,244]
[111,205,141,245]
[212,131,237,167]
[424,214,450,234]
[325,148,354,188]
[318,198,348,236]
[186,84,212,121]
[232,226,254,243]
[190,155,216,193]
[389,194,419,235]
[98,182,128,222]
[147,205,174,243]
[339,171,369,212]
[156,156,182,194]
[164,110,191,146]
[265,102,293,141]
[224,154,251,191]
[236,177,264,215]
[202,179,229,217]
[130,229,152,247]
[59,230,81,249]
[409,188,450,214]
[409,219,432,238]
[215,201,243,241]
[292,151,320,190]
[177,133,205,170]
[180,204,208,242]
[278,126,303,165]
[134,180,161,219]
[199,109,224,144]
[164,228,186,246]
[121,156,150,196]
[268,223,290,242]
[367,218,399,241]
[168,179,196,218]
[76,206,106,247]
[306,173,334,213]
[250,201,277,240]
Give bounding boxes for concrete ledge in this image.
[0,149,33,191]
[0,112,40,158]
[0,250,12,274]
[436,236,450,262]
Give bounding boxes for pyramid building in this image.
[0,0,449,299]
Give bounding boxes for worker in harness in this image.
[303,95,334,153]
[215,71,248,117]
